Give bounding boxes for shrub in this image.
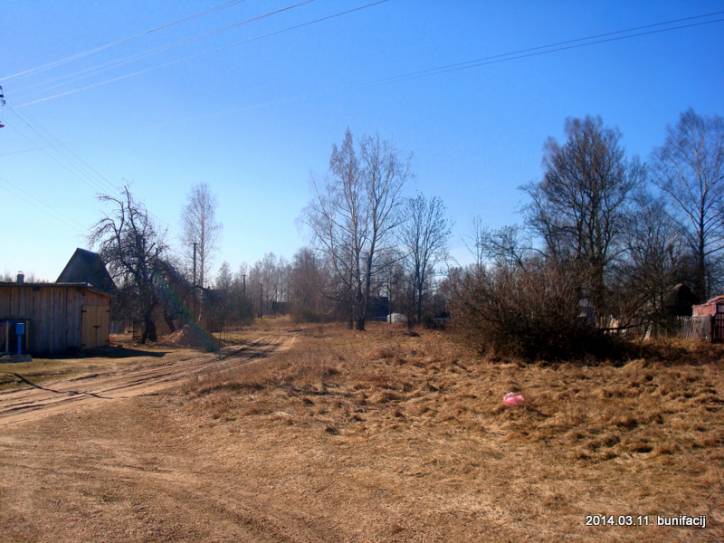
[450,259,618,360]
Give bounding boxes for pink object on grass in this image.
[503,392,525,406]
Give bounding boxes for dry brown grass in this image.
[179,322,723,541]
[2,321,720,541]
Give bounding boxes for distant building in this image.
[691,295,724,343]
[692,294,724,318]
[57,248,116,294]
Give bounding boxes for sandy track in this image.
[0,387,313,542]
[0,330,311,543]
[0,333,293,427]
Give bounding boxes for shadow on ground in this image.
[52,346,170,360]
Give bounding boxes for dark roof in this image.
[56,248,116,293]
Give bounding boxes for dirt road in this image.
[0,331,309,542]
[0,333,292,427]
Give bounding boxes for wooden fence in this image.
[643,316,714,342]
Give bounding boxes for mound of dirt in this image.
[165,324,220,352]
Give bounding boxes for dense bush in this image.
[450,260,619,361]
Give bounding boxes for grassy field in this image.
[0,320,721,541]
[181,322,723,541]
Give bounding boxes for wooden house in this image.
[0,275,111,355]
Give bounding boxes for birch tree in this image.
[400,194,451,323]
[652,109,724,300]
[181,183,221,289]
[306,129,409,330]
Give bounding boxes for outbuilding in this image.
[0,275,111,355]
[692,295,724,342]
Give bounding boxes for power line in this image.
[376,12,724,83]
[0,176,86,230]
[7,107,117,194]
[377,14,724,84]
[14,0,390,108]
[11,0,316,100]
[9,106,116,192]
[0,146,46,158]
[0,0,247,82]
[134,11,724,130]
[5,116,108,194]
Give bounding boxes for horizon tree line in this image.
[84,108,720,345]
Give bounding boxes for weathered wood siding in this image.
[81,292,111,349]
[0,285,110,354]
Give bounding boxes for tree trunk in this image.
[348,298,354,329]
[163,311,176,333]
[416,284,423,324]
[696,226,707,301]
[355,287,366,331]
[142,311,157,343]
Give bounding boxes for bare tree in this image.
[306,129,409,330]
[652,109,724,300]
[90,186,167,342]
[211,261,234,327]
[400,194,451,323]
[307,130,363,328]
[612,193,689,328]
[475,224,536,270]
[216,261,233,292]
[181,183,222,290]
[289,247,329,321]
[244,253,290,317]
[467,216,487,272]
[524,116,643,319]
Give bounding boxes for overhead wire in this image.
[5,5,721,206]
[9,106,116,192]
[2,1,327,194]
[14,109,119,192]
[11,0,317,99]
[0,146,46,158]
[127,11,724,129]
[0,0,247,82]
[0,176,87,230]
[14,0,390,108]
[5,117,107,194]
[7,106,118,194]
[376,14,724,84]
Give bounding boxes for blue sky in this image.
[1,0,723,280]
